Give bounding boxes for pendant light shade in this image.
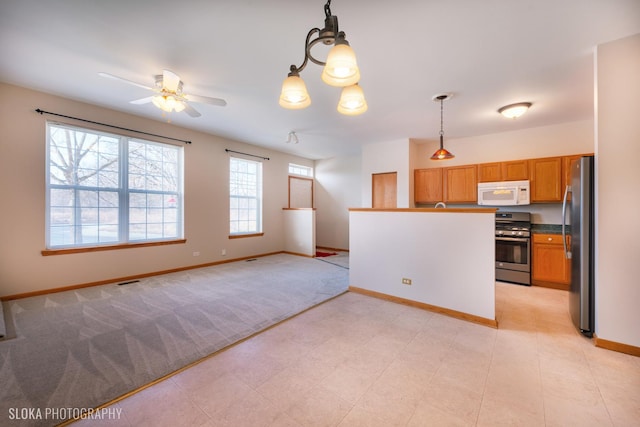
[430,140,455,160]
[430,93,455,161]
[337,84,367,115]
[279,72,311,109]
[321,38,360,87]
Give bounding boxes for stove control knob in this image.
[517,231,523,236]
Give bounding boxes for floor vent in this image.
[117,280,140,286]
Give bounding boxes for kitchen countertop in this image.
[532,224,569,234]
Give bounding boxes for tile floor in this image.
[75,283,640,427]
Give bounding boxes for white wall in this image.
[315,155,361,250]
[282,209,315,257]
[594,33,640,348]
[0,83,314,297]
[361,138,411,208]
[350,210,496,321]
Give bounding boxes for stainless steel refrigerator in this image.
[562,156,594,337]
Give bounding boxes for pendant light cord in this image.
[439,98,444,147]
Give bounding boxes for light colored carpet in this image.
[0,254,348,426]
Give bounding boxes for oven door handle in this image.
[496,237,529,243]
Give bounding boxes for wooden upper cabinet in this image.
[414,168,443,204]
[416,154,589,206]
[444,165,477,203]
[477,160,529,182]
[529,157,563,202]
[562,155,583,200]
[502,160,529,181]
[477,162,502,182]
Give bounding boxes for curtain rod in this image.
[35,109,192,144]
[225,149,270,160]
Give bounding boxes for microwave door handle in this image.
[562,185,572,259]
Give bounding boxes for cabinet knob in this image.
[548,237,553,241]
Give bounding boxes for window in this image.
[229,157,262,235]
[46,123,183,249]
[288,163,313,177]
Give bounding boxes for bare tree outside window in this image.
[47,123,183,248]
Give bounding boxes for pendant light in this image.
[430,94,455,160]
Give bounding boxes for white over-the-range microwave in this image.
[477,180,530,206]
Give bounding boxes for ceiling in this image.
[1,0,639,160]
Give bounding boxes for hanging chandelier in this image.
[279,0,367,115]
[430,94,455,160]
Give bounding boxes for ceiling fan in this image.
[98,69,227,117]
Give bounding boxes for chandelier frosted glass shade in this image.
[321,42,361,87]
[337,84,367,115]
[279,74,311,109]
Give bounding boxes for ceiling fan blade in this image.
[183,103,201,118]
[163,69,181,92]
[98,72,154,91]
[129,96,155,105]
[184,93,227,107]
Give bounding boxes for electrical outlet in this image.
[193,251,200,257]
[402,278,412,285]
[221,249,227,256]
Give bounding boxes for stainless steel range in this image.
[495,211,531,286]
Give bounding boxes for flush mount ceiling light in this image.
[430,94,455,161]
[279,0,367,115]
[498,102,532,119]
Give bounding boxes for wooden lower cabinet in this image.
[532,233,571,290]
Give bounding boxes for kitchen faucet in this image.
[435,202,447,208]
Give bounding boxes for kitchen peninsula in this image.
[349,208,498,327]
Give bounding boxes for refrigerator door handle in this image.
[562,184,572,259]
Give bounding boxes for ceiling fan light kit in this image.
[98,69,226,118]
[279,0,366,115]
[498,102,532,118]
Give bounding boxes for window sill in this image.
[228,233,264,239]
[42,239,187,256]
